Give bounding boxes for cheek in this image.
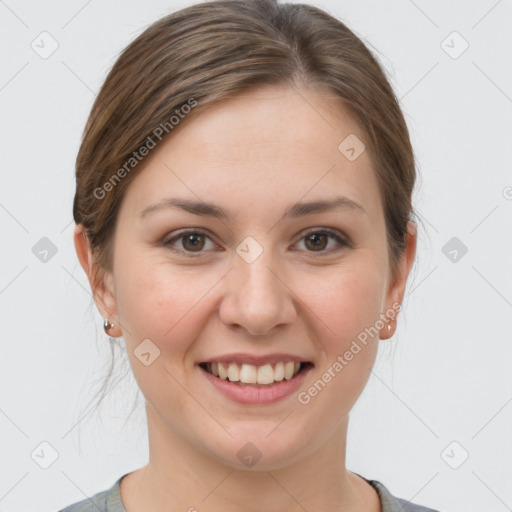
[291,278,381,431]
[298,262,384,341]
[115,246,385,352]
[113,258,211,408]
[296,265,383,395]
[115,259,205,343]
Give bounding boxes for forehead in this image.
[119,85,382,225]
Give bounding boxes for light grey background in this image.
[1,1,511,511]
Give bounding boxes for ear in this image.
[73,224,122,337]
[379,221,417,339]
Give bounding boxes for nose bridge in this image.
[219,235,295,335]
[238,248,280,300]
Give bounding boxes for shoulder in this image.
[57,488,110,512]
[56,474,127,512]
[358,474,441,512]
[395,496,441,512]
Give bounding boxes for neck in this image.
[120,404,370,512]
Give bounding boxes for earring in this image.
[103,318,115,335]
[385,320,394,339]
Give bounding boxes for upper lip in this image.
[199,353,313,366]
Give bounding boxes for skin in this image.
[75,84,416,512]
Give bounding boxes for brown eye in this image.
[164,230,215,255]
[181,233,206,252]
[304,233,329,251]
[163,228,349,258]
[295,230,349,254]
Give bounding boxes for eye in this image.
[293,229,350,254]
[163,228,350,257]
[163,230,217,256]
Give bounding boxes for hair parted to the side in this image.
[72,0,419,431]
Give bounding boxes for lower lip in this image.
[199,365,313,405]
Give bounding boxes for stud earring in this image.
[103,318,115,335]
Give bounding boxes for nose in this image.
[218,250,297,337]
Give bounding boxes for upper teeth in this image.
[209,361,301,384]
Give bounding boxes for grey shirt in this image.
[57,472,440,512]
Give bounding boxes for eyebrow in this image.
[139,195,367,220]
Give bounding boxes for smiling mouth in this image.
[199,361,313,387]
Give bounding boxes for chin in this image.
[205,428,314,472]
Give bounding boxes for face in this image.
[76,85,415,471]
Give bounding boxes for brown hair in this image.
[73,0,418,426]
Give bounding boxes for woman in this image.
[60,0,439,510]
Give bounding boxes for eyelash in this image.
[162,228,350,257]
